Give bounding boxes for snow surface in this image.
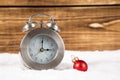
[0,50,120,80]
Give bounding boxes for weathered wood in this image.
[0,0,119,6]
[0,6,120,53]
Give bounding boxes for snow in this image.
[0,50,120,80]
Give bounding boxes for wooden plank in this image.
[0,6,120,53]
[0,0,120,6]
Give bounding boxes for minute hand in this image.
[41,38,43,48]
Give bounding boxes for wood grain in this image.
[0,0,120,6]
[0,6,120,53]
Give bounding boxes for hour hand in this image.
[44,49,53,51]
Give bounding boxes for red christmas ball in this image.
[73,60,88,71]
[71,56,88,71]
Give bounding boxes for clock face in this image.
[27,34,58,64]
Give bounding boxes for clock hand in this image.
[34,51,41,57]
[41,38,43,48]
[44,48,54,51]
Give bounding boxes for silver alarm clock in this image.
[20,14,65,70]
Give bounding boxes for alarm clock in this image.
[20,14,65,70]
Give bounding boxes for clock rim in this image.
[20,28,65,70]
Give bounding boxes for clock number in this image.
[47,39,49,41]
[35,57,37,60]
[30,53,33,57]
[46,57,49,61]
[50,53,53,57]
[52,48,55,51]
[32,42,35,46]
[29,48,34,54]
[40,59,43,62]
[51,43,53,46]
[29,48,32,52]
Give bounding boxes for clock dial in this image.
[28,35,58,64]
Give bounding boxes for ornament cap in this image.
[71,55,79,63]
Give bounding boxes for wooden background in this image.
[0,0,120,53]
